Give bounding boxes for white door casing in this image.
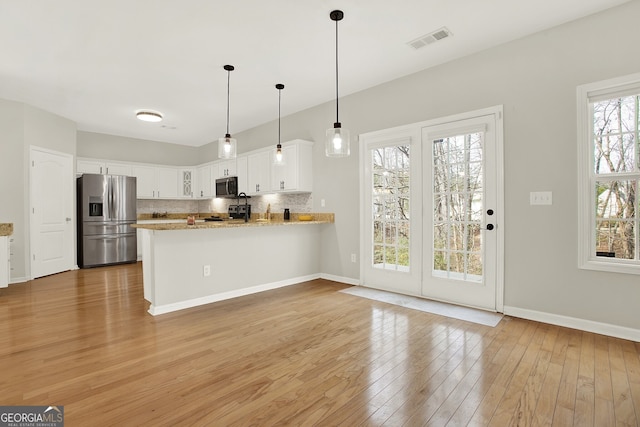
[30,147,74,279]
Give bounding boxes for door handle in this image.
[66,217,71,222]
[484,224,495,231]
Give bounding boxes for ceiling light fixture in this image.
[136,110,163,122]
[274,83,286,166]
[326,9,350,158]
[218,64,237,159]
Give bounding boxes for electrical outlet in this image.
[321,199,326,207]
[203,265,211,277]
[530,191,553,205]
[351,253,357,263]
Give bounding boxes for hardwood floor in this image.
[0,263,638,426]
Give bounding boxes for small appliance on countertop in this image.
[228,204,251,220]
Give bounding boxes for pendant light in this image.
[274,83,286,166]
[218,64,237,159]
[326,9,350,157]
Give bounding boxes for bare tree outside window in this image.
[432,133,484,282]
[593,95,638,260]
[372,145,410,270]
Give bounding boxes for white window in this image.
[577,73,640,274]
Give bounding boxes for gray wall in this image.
[77,131,200,166]
[0,101,77,281]
[233,1,640,330]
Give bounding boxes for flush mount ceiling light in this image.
[136,110,163,122]
[218,64,237,159]
[274,83,286,166]
[326,9,350,158]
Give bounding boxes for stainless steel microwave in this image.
[215,176,238,198]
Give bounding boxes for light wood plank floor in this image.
[1,263,639,426]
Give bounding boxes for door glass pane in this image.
[371,145,410,272]
[432,132,484,282]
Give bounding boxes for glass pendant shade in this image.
[325,124,350,157]
[218,134,237,159]
[273,143,286,166]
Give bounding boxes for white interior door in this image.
[422,114,499,310]
[30,147,74,278]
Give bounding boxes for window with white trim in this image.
[578,73,640,274]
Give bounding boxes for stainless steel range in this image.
[77,174,137,268]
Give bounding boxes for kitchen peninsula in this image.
[134,214,334,315]
[0,223,13,288]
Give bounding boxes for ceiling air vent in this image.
[407,27,452,50]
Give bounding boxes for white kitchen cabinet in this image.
[156,168,179,199]
[216,159,237,178]
[77,158,132,176]
[0,236,8,288]
[179,169,196,198]
[196,164,214,198]
[131,166,179,199]
[236,155,248,195]
[247,150,271,195]
[271,140,313,193]
[131,165,157,198]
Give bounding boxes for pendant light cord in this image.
[335,17,340,124]
[226,68,231,135]
[278,88,281,144]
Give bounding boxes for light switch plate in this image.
[530,191,552,205]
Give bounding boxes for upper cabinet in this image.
[179,169,195,198]
[77,140,313,200]
[216,159,236,178]
[196,164,214,198]
[131,165,156,198]
[271,140,313,193]
[246,150,271,195]
[131,166,179,199]
[77,158,132,176]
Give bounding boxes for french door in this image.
[360,107,503,312]
[422,114,499,310]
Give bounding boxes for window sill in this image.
[579,258,640,275]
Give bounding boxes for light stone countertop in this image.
[133,213,334,231]
[0,223,13,237]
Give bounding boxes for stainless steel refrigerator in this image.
[77,174,137,268]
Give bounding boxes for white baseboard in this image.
[504,305,640,342]
[319,273,360,286]
[9,276,28,285]
[149,274,321,316]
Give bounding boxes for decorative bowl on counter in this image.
[298,215,313,221]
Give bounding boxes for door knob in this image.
[65,217,72,222]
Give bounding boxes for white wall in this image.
[233,1,640,332]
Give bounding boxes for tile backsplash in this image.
[137,193,312,216]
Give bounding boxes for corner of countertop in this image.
[0,223,14,237]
